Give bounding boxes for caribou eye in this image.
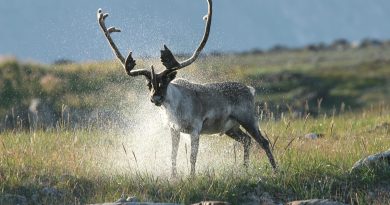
[147,82,152,90]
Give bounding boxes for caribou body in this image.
[97,0,277,176]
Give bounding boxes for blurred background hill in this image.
[1,40,389,130]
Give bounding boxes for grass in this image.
[1,104,389,204]
[1,44,390,204]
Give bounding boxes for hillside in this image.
[0,44,389,130]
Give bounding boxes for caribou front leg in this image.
[190,131,200,176]
[170,128,180,177]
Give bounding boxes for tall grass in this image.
[0,104,389,204]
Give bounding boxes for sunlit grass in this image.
[1,104,389,204]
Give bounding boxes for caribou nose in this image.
[151,95,163,105]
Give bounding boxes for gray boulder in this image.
[304,133,324,140]
[351,150,390,172]
[287,199,346,205]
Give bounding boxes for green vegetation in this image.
[0,58,133,116]
[1,45,390,130]
[0,105,389,204]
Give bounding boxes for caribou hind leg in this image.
[254,128,277,171]
[234,117,277,171]
[245,125,277,171]
[225,127,252,167]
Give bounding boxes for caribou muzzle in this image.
[151,95,164,106]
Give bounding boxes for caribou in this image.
[97,0,277,176]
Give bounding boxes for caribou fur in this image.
[161,79,276,175]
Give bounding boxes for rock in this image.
[115,196,127,203]
[89,202,180,205]
[304,133,324,140]
[28,98,57,129]
[192,202,230,205]
[126,196,139,202]
[115,195,139,203]
[99,196,179,205]
[287,199,346,205]
[351,150,390,172]
[0,194,27,205]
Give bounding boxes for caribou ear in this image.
[166,71,177,82]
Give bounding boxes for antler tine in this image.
[161,0,212,72]
[178,0,212,68]
[97,9,125,63]
[97,9,151,80]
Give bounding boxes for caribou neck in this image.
[161,83,182,111]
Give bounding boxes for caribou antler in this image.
[160,0,212,72]
[97,9,151,80]
[98,0,212,79]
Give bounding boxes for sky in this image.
[1,0,390,63]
